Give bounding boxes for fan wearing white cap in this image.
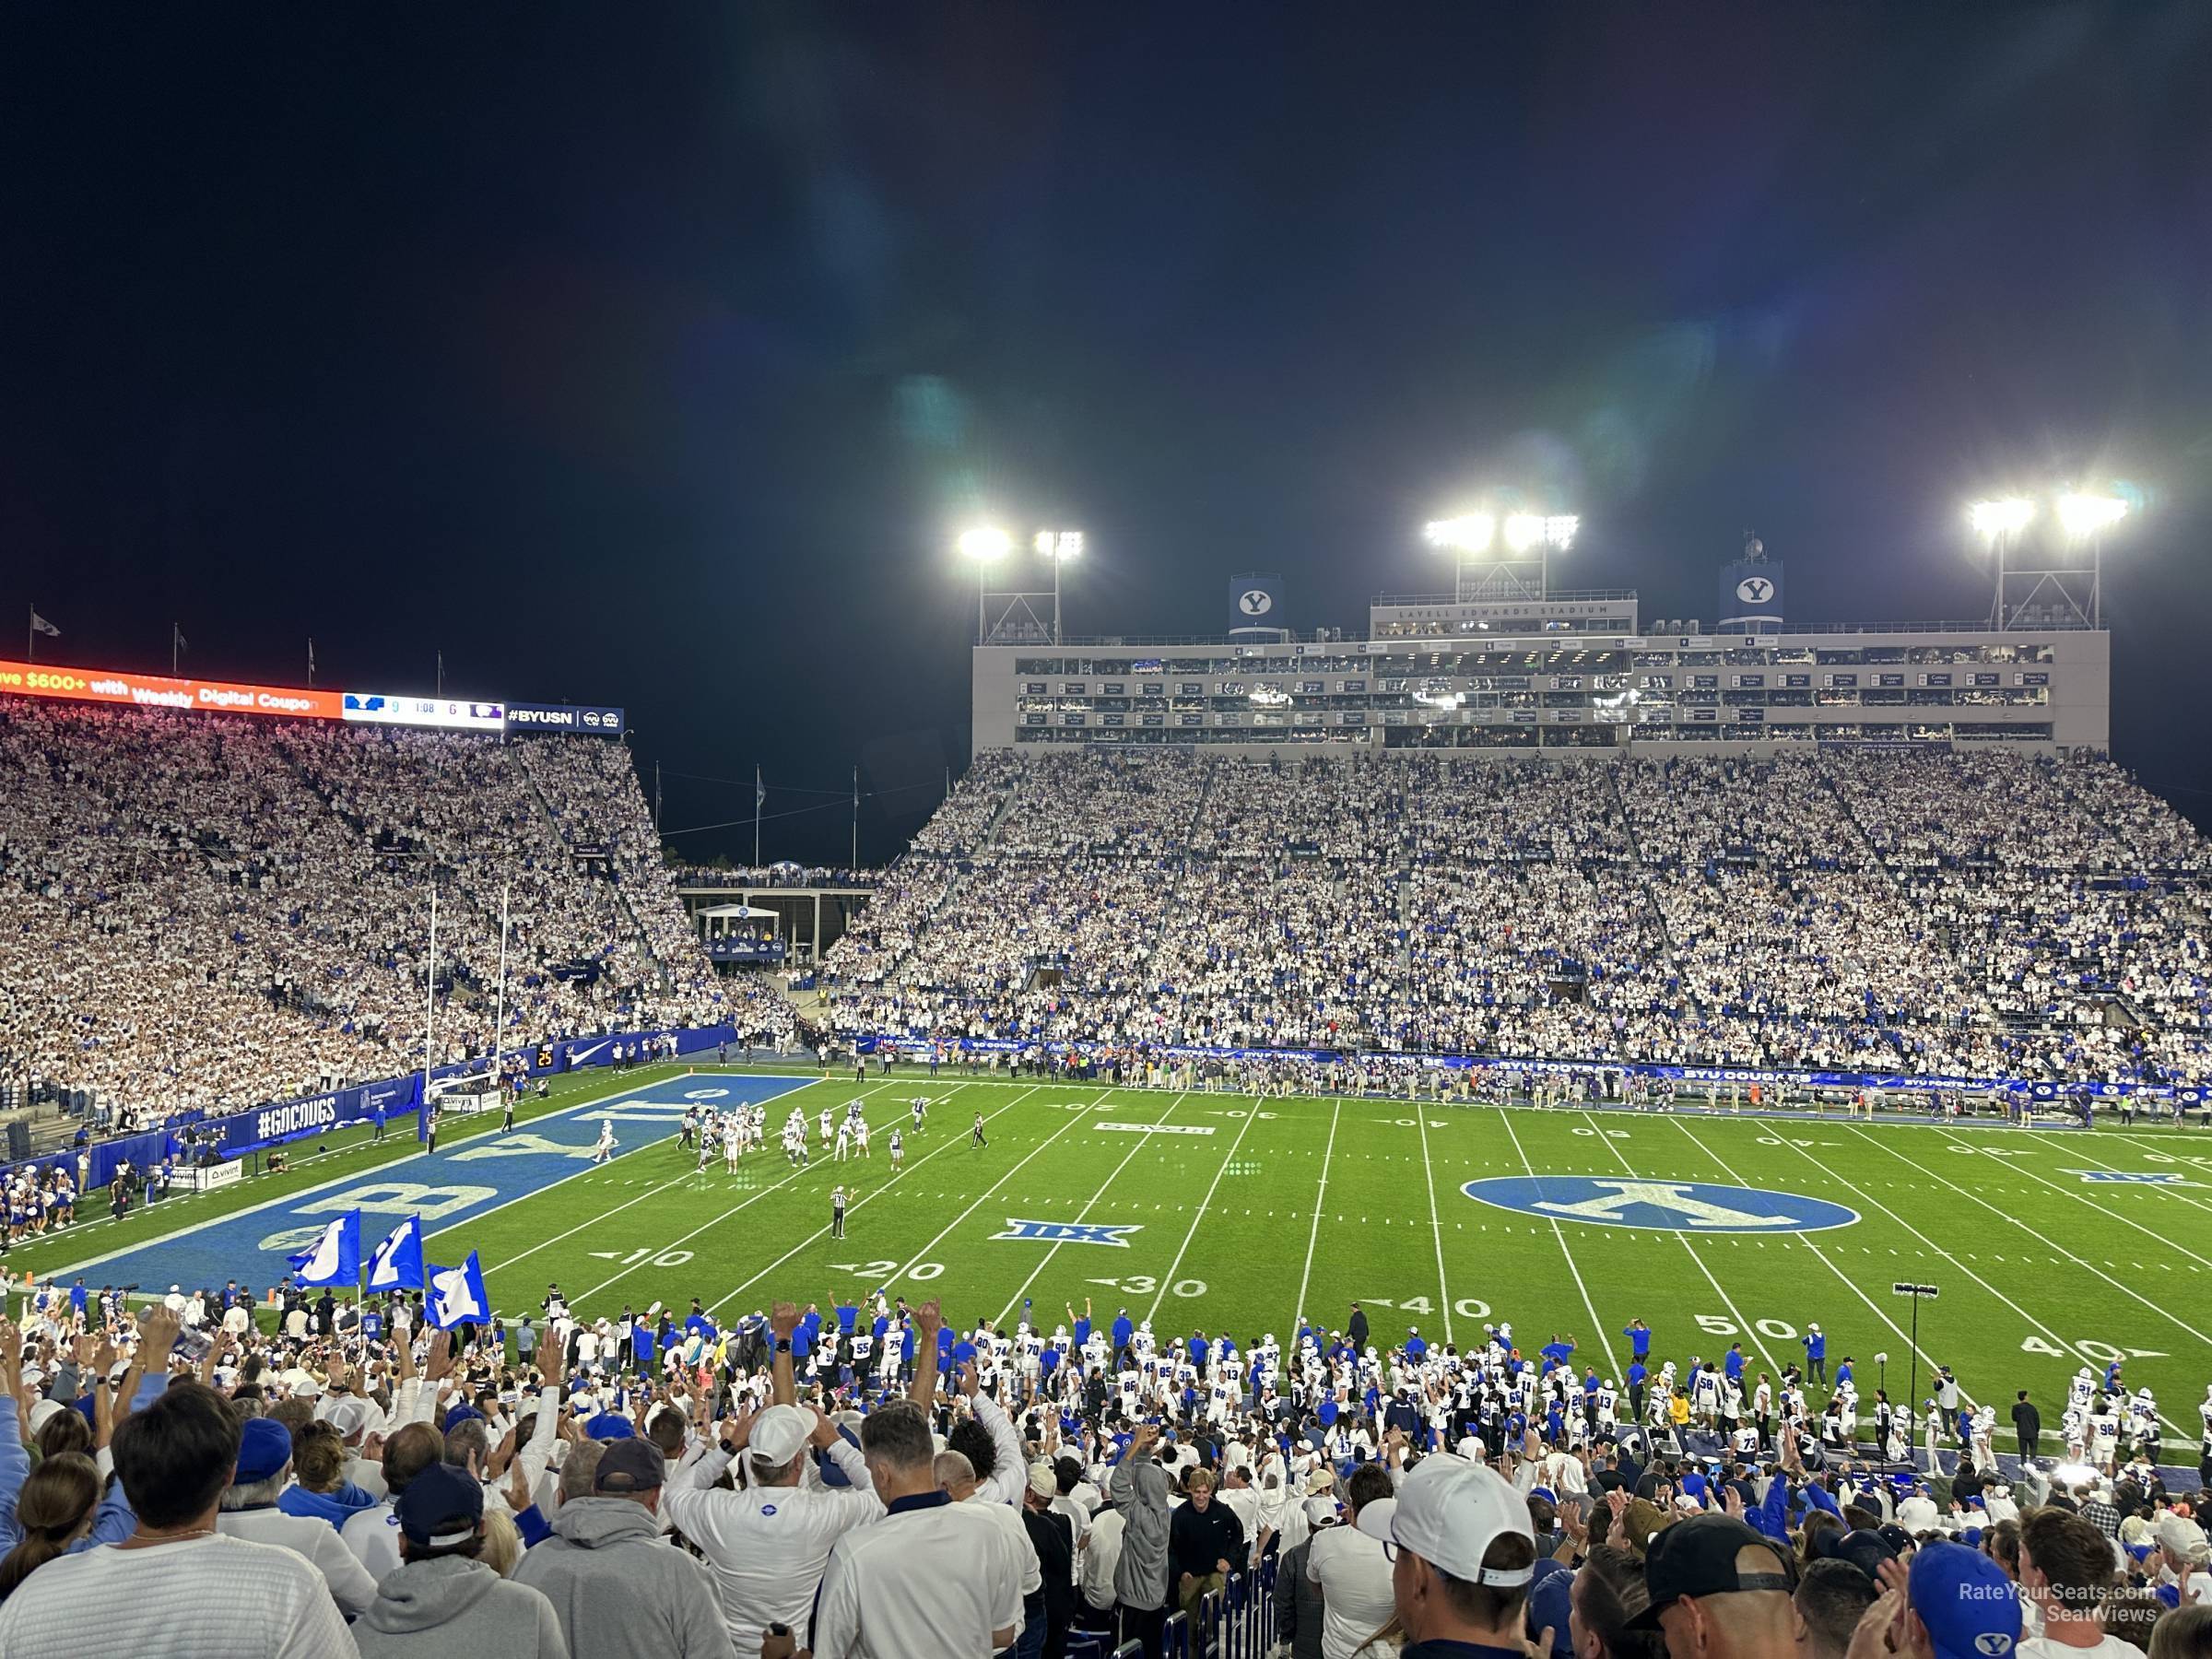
[1353,1456,1538,1657]
[660,1394,882,1653]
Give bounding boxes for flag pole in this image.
[171,624,180,676]
[420,879,438,1141]
[852,766,859,870]
[754,765,762,866]
[308,638,316,687]
[492,880,509,1111]
[24,606,29,664]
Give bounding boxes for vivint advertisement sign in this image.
[0,657,615,737]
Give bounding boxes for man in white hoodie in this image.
[217,1416,380,1618]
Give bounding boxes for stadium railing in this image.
[1196,1562,1276,1659]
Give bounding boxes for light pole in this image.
[1423,508,1577,602]
[1967,498,2035,628]
[959,526,1012,643]
[1032,529,1085,644]
[2055,490,2127,629]
[1970,488,2129,630]
[1423,513,1494,603]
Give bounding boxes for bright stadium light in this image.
[959,526,1013,561]
[1503,512,1579,553]
[2055,491,2127,541]
[1033,528,1084,560]
[1424,513,1494,553]
[1966,498,2036,545]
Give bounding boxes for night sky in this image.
[4,6,2207,864]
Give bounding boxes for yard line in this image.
[1291,1097,1343,1331]
[1412,1105,1455,1347]
[554,1080,909,1301]
[1500,1107,1618,1378]
[1574,1110,1782,1377]
[1835,1124,2204,1438]
[1924,1124,2212,1277]
[709,1085,1067,1313]
[1145,1096,1265,1325]
[1666,1116,1951,1389]
[1953,1127,2212,1240]
[994,1093,1187,1326]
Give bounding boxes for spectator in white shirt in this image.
[660,1400,882,1652]
[1305,1463,1398,1659]
[802,1401,1023,1659]
[0,1378,351,1657]
[216,1415,379,1617]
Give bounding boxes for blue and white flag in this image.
[366,1214,426,1291]
[287,1211,361,1287]
[426,1252,490,1329]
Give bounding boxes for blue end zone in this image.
[55,1075,818,1295]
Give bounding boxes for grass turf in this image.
[417,1071,2212,1440]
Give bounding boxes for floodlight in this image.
[1033,529,1084,560]
[1424,513,1494,552]
[959,527,1012,561]
[1503,512,1543,552]
[1544,514,1580,549]
[2055,492,2126,540]
[1966,499,2035,544]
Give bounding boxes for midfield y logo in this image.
[1461,1176,1857,1233]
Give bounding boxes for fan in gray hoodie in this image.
[353,1464,569,1659]
[511,1438,735,1659]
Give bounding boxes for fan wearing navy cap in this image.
[1631,1511,1795,1659]
[512,1437,734,1658]
[1355,1453,1539,1659]
[352,1462,570,1657]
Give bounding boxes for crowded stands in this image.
[823,749,2209,1095]
[0,701,790,1127]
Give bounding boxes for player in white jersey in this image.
[724,1119,744,1172]
[2087,1399,2121,1472]
[888,1129,903,1169]
[911,1096,928,1131]
[835,1122,853,1160]
[853,1116,871,1158]
[592,1120,618,1164]
[819,1107,834,1147]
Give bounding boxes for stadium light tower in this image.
[959,526,1012,642]
[1968,498,2035,629]
[1424,506,1576,602]
[1975,486,2132,631]
[1033,528,1084,644]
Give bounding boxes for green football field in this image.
[433,1071,2212,1443]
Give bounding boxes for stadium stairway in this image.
[511,746,670,991]
[1604,761,1692,976]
